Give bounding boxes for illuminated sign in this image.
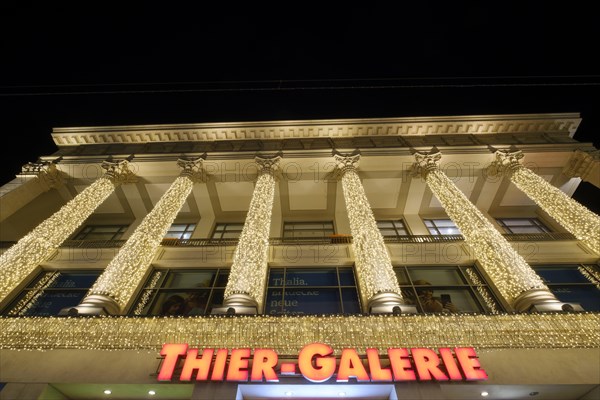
[158,343,488,382]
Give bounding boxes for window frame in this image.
[264,266,361,315]
[211,223,245,240]
[282,221,335,239]
[2,269,102,316]
[130,268,229,316]
[423,219,461,236]
[532,263,600,311]
[73,225,129,240]
[376,219,409,238]
[164,223,197,239]
[394,265,502,314]
[496,218,552,234]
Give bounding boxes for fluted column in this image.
[335,154,415,314]
[65,158,205,315]
[0,160,135,303]
[494,149,600,255]
[414,151,569,312]
[217,156,280,315]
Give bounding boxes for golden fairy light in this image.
[0,161,134,303]
[495,150,600,255]
[224,157,280,309]
[415,152,547,304]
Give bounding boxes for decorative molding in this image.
[51,114,582,146]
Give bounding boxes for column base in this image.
[211,293,258,315]
[512,288,584,313]
[368,291,417,315]
[58,294,121,316]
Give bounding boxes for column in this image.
[64,158,205,315]
[495,149,600,255]
[335,153,415,314]
[414,151,573,312]
[563,149,600,189]
[215,155,280,315]
[0,160,135,303]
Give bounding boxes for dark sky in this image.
[1,4,599,212]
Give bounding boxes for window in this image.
[423,219,461,235]
[211,223,244,240]
[131,269,229,316]
[496,218,551,234]
[2,270,101,316]
[377,220,408,237]
[533,264,600,311]
[394,266,501,314]
[164,223,196,239]
[283,221,334,238]
[73,225,128,240]
[265,267,360,315]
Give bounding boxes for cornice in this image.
[51,113,582,147]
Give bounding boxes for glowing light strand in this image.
[416,152,547,303]
[0,167,125,302]
[336,155,401,301]
[0,313,597,352]
[90,175,195,310]
[496,150,600,255]
[224,157,279,309]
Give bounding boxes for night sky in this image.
[1,4,599,213]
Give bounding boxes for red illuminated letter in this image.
[227,349,251,381]
[158,343,188,381]
[250,349,279,382]
[439,348,463,381]
[455,347,488,381]
[337,348,370,382]
[210,349,229,381]
[180,348,214,381]
[298,343,336,383]
[367,348,392,382]
[388,348,416,381]
[411,348,449,381]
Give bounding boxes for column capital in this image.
[412,151,441,177]
[255,155,282,176]
[563,149,600,188]
[333,153,360,177]
[20,161,65,190]
[177,157,207,182]
[102,160,137,185]
[488,149,524,177]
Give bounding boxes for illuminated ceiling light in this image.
[285,391,293,396]
[338,392,346,397]
[103,389,112,395]
[148,390,156,396]
[481,391,489,397]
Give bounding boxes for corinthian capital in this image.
[102,160,137,185]
[255,155,282,176]
[177,157,207,182]
[20,161,65,190]
[489,149,524,176]
[332,153,361,180]
[412,151,441,177]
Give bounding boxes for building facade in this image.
[0,113,599,399]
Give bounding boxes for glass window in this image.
[394,266,501,314]
[73,225,128,240]
[496,218,551,234]
[533,264,600,311]
[265,267,360,315]
[211,223,244,240]
[164,223,197,239]
[131,269,229,316]
[283,222,335,238]
[423,219,461,235]
[2,270,102,316]
[376,220,408,237]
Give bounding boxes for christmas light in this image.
[335,154,402,304]
[0,313,597,352]
[224,157,280,311]
[415,152,548,305]
[88,159,203,311]
[495,150,600,255]
[0,161,134,303]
